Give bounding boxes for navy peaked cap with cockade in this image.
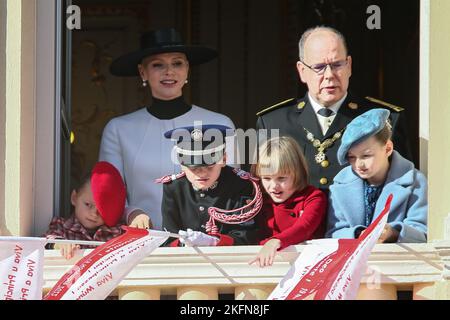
[164,124,232,167]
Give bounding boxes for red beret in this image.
[91,161,126,227]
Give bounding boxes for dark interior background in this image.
[70,0,419,188]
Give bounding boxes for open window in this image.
[34,0,421,236]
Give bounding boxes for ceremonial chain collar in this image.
[303,127,346,166]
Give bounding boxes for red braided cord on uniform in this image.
[154,172,186,184]
[205,169,263,235]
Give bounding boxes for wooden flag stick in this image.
[45,228,182,247]
[149,229,181,239]
[46,239,105,246]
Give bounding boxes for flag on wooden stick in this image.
[44,227,171,300]
[269,194,393,300]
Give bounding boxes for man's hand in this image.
[178,229,219,246]
[128,210,153,229]
[249,238,281,268]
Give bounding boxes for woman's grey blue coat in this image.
[325,151,427,242]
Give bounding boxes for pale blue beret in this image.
[337,108,390,165]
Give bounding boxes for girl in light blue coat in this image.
[325,109,427,243]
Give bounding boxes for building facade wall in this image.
[1,0,36,236]
[0,0,7,235]
[428,0,450,241]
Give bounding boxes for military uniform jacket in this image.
[256,93,411,192]
[161,166,258,246]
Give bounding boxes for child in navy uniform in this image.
[326,109,427,243]
[159,124,263,246]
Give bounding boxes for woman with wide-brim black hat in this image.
[99,28,236,230]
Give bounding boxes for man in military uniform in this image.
[159,124,263,246]
[256,26,411,192]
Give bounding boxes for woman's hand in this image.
[128,210,153,229]
[249,238,281,268]
[54,243,80,260]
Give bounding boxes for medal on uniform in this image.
[304,128,345,167]
[315,151,326,164]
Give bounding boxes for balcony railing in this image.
[42,241,450,300]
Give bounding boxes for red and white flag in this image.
[44,227,170,300]
[269,194,393,300]
[0,237,47,300]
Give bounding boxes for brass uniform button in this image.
[321,160,329,168]
[320,177,328,185]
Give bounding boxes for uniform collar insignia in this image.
[348,102,359,110]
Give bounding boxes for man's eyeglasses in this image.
[301,58,348,75]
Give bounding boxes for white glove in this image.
[178,228,219,247]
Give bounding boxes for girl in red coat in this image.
[249,136,327,267]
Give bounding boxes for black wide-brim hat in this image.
[110,28,218,77]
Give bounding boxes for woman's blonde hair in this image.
[251,136,309,191]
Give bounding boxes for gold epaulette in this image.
[365,96,404,112]
[256,98,296,117]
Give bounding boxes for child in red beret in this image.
[43,161,126,259]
